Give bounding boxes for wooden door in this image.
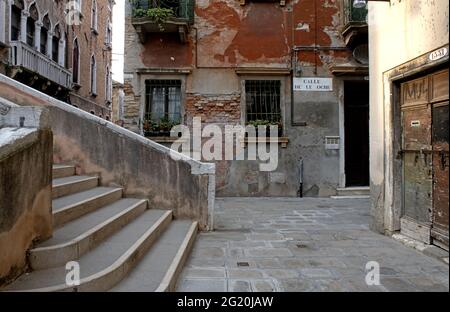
[400,69,449,248]
[401,76,433,228]
[430,70,449,249]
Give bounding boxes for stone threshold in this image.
[392,233,449,265]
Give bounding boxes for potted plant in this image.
[144,117,181,137]
[130,1,175,31]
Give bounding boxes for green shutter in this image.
[179,0,194,23]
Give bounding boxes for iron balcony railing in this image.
[131,0,195,24]
[343,0,368,25]
[9,41,72,89]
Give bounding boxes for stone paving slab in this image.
[176,197,449,292]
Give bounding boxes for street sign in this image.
[293,77,333,91]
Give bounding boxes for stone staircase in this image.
[2,165,197,292]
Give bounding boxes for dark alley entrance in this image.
[344,81,370,187]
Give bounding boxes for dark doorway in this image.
[344,81,370,186]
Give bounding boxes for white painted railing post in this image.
[20,11,28,43]
[0,0,6,43]
[46,31,53,59]
[34,21,42,51]
[58,39,65,67]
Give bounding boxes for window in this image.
[10,0,24,41]
[105,67,112,103]
[245,80,281,124]
[27,4,39,47]
[72,38,80,83]
[90,55,97,95]
[91,0,98,32]
[105,21,112,47]
[52,25,60,62]
[145,80,182,123]
[40,15,50,55]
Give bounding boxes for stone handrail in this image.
[0,73,215,230]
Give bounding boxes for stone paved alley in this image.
[176,198,449,292]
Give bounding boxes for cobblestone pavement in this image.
[176,197,449,292]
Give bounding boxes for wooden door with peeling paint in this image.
[430,70,449,250]
[400,69,449,250]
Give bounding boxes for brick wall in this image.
[68,0,113,117]
[122,78,140,133]
[185,93,241,126]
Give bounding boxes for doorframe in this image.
[382,44,449,235]
[338,76,370,188]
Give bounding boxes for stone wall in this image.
[0,101,53,285]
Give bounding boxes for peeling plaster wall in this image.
[124,0,352,197]
[368,0,449,233]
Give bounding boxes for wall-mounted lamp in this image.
[353,0,390,9]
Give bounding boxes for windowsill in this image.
[90,92,98,98]
[105,44,112,50]
[91,28,99,35]
[240,136,289,148]
[72,82,81,90]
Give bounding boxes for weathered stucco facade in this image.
[0,0,113,117]
[368,0,449,248]
[124,0,369,197]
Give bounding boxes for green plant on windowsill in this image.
[144,117,181,137]
[130,1,175,31]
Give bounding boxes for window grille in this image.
[145,80,182,123]
[245,80,281,123]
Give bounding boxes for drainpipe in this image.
[297,158,303,197]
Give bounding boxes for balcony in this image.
[341,0,368,47]
[131,0,194,43]
[9,41,72,89]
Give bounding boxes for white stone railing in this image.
[9,41,72,89]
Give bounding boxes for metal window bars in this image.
[144,80,182,124]
[245,80,281,123]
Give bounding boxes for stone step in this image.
[52,175,99,199]
[52,187,123,227]
[29,198,148,270]
[330,195,370,199]
[111,220,198,292]
[336,186,370,197]
[2,209,173,292]
[52,165,75,179]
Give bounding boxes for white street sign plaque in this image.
[293,77,333,92]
